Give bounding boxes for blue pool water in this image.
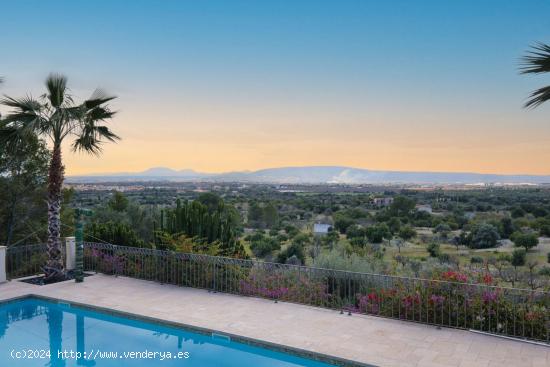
[0,298,337,367]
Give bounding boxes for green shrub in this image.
[437,253,452,263]
[333,213,355,234]
[468,224,500,249]
[433,223,451,234]
[277,242,305,265]
[427,242,440,257]
[398,225,416,240]
[365,224,390,243]
[511,249,526,267]
[346,224,366,239]
[470,256,484,264]
[250,236,280,257]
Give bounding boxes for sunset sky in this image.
[1,0,550,175]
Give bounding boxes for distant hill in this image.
[66,166,550,185]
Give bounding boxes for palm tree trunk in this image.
[44,143,65,281]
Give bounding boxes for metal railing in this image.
[82,242,550,344]
[6,243,66,280]
[6,244,48,279]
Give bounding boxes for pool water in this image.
[0,298,336,367]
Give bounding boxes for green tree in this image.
[388,196,416,217]
[85,221,145,248]
[108,191,129,212]
[427,242,440,257]
[277,242,305,265]
[1,74,119,281]
[0,133,49,246]
[365,224,390,243]
[469,224,500,249]
[387,217,401,234]
[511,248,526,268]
[263,203,279,228]
[499,217,514,239]
[250,235,280,257]
[398,225,416,241]
[284,225,299,237]
[511,231,539,252]
[511,207,525,218]
[197,192,223,213]
[321,230,339,248]
[346,224,366,247]
[333,212,355,234]
[161,199,243,257]
[433,223,451,239]
[346,224,366,239]
[292,232,312,247]
[248,202,264,227]
[521,43,550,108]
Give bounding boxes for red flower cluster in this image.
[480,273,493,285]
[402,294,421,308]
[367,292,379,302]
[440,271,468,283]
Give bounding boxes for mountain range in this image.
[66,166,550,185]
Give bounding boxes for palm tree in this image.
[0,74,119,281]
[521,42,550,108]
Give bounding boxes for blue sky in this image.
[1,0,549,174]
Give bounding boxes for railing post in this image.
[65,237,76,271]
[0,246,6,283]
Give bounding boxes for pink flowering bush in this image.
[351,280,549,341]
[86,248,125,275]
[439,271,468,283]
[239,267,329,305]
[83,244,549,343]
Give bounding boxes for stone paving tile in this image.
[1,275,549,367]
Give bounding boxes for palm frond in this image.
[520,42,550,74]
[0,95,48,134]
[88,106,117,121]
[64,91,118,144]
[72,121,120,155]
[0,119,41,154]
[45,73,68,108]
[84,89,117,109]
[1,95,42,112]
[524,85,550,108]
[95,125,120,142]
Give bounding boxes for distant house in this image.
[373,197,394,207]
[415,204,433,214]
[313,223,332,236]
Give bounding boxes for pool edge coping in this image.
[0,294,376,367]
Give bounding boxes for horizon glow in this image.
[1,0,550,175]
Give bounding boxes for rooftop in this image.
[1,275,548,367]
[313,223,332,234]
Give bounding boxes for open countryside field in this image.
[56,183,550,291]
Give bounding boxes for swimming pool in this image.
[0,297,342,367]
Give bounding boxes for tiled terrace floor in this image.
[1,274,548,367]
